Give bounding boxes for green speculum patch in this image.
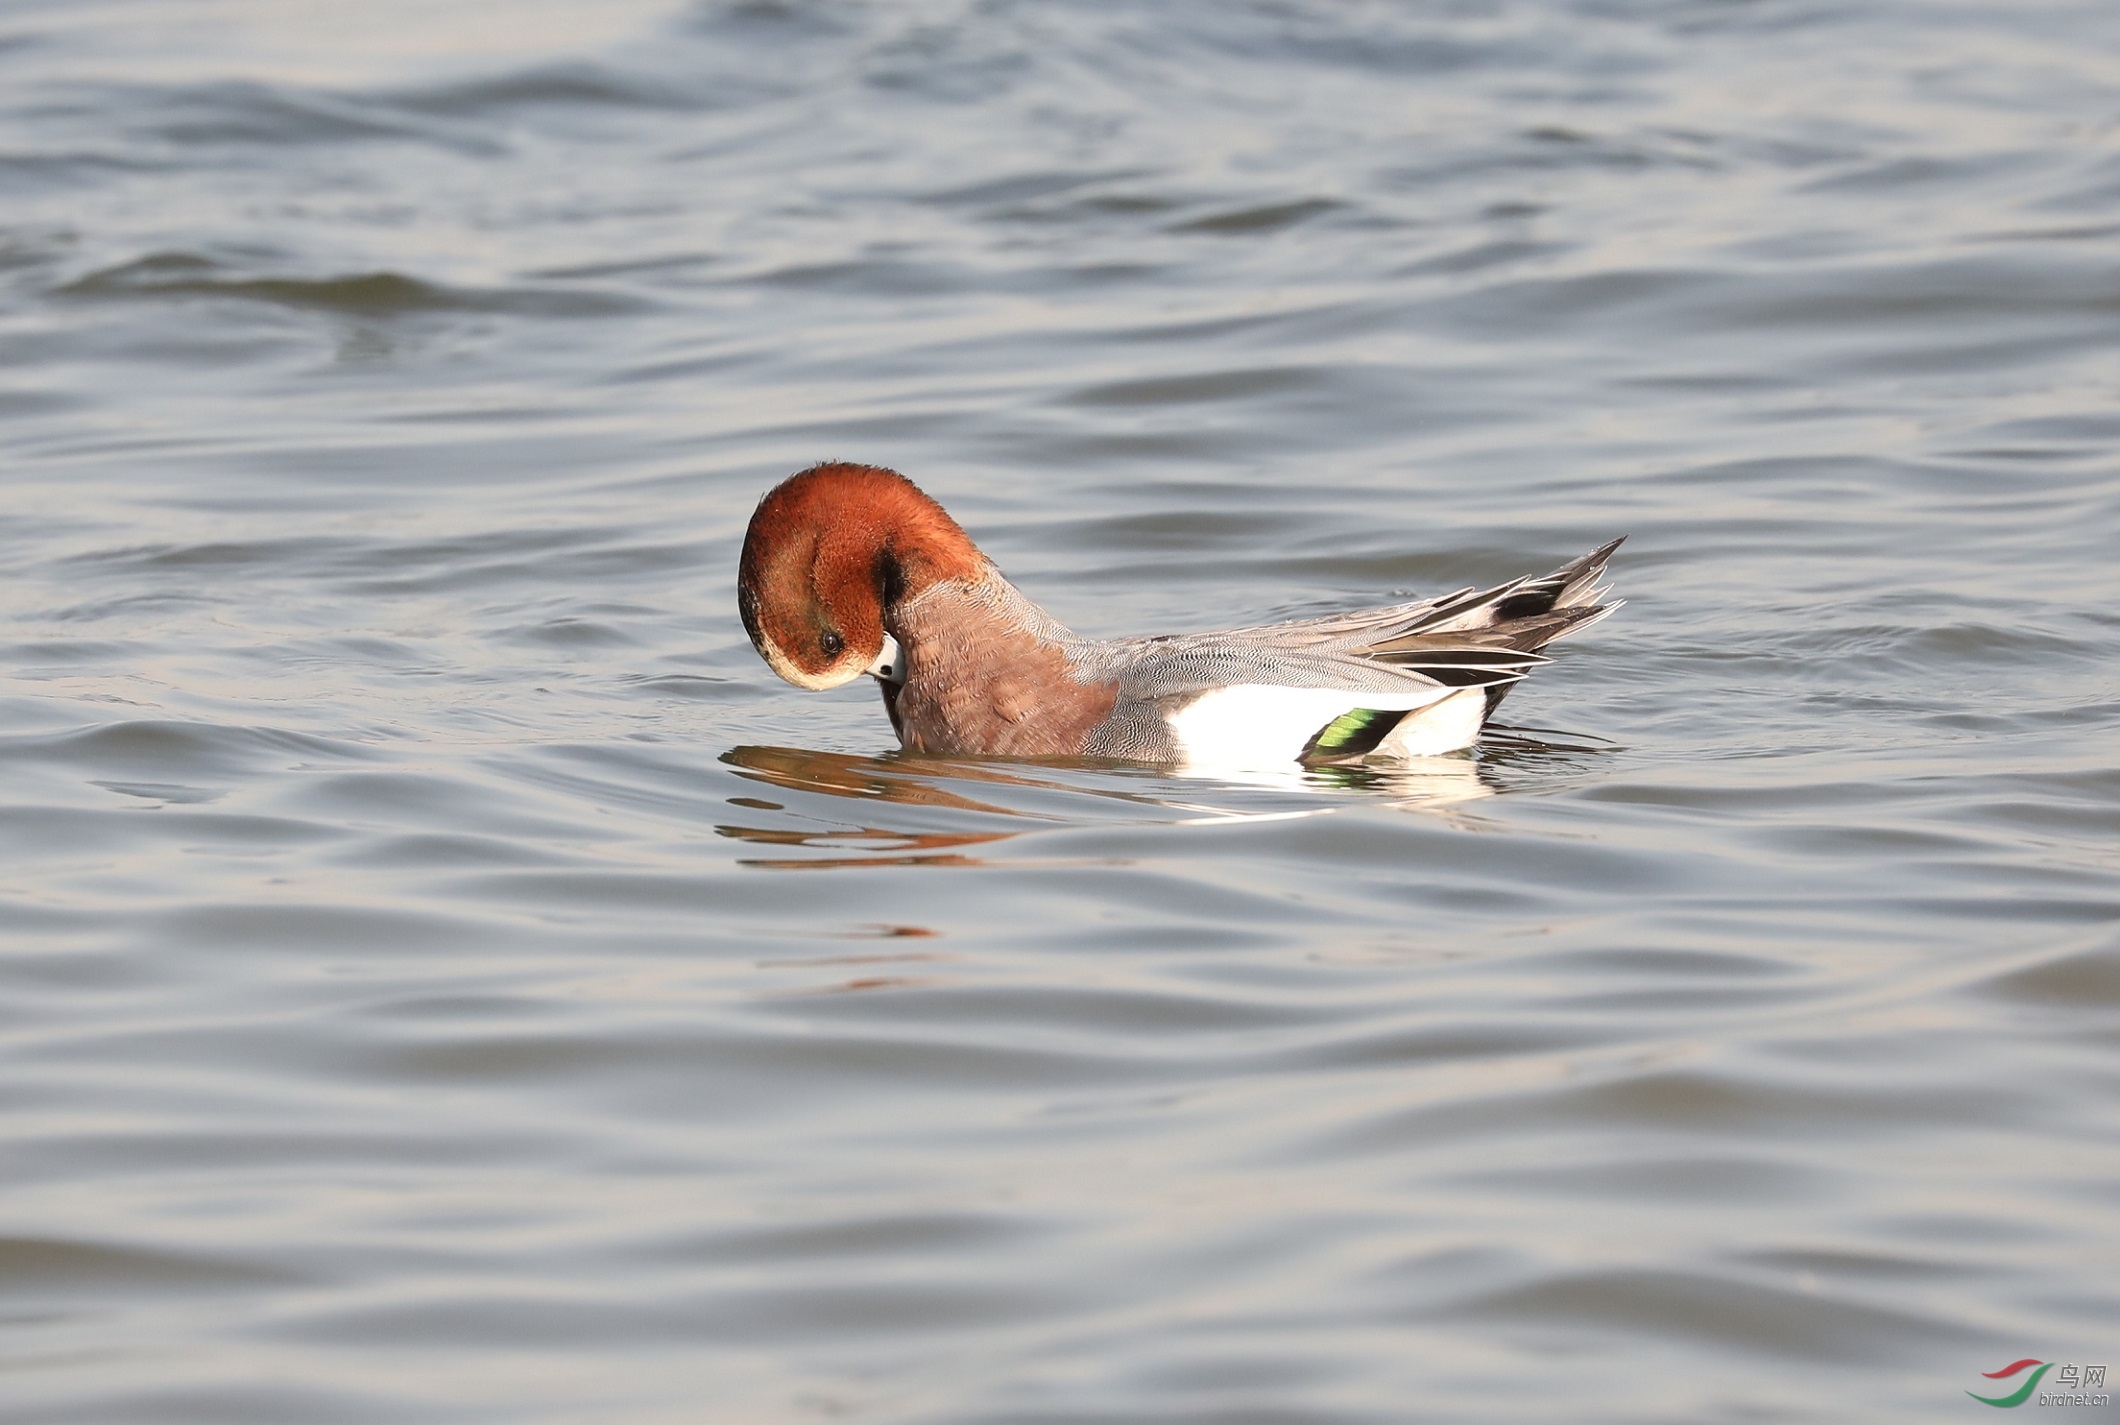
[1303,706,1410,761]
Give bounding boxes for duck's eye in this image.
[819,630,845,657]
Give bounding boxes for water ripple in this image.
[3,0,2118,1420]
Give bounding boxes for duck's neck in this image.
[891,566,1078,648]
[881,569,1113,757]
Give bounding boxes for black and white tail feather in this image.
[1362,534,1625,714]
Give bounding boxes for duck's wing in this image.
[1074,540,1625,766]
[1093,536,1631,699]
[1095,635,1540,704]
[1199,591,1479,651]
[1204,537,1625,659]
[1361,536,1625,721]
[1374,536,1622,642]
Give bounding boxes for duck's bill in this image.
[867,634,907,684]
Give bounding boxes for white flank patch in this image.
[1374,687,1487,758]
[1166,683,1451,773]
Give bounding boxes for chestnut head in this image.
[738,462,981,690]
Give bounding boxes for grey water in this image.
[3,1,2118,1420]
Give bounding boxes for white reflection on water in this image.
[717,741,1539,868]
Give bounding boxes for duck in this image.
[738,462,1622,771]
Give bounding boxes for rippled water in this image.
[4,1,2119,1419]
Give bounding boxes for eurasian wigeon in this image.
[739,462,1622,770]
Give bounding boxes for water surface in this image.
[3,1,2118,1420]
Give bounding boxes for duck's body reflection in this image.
[715,741,1541,871]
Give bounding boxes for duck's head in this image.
[738,462,984,690]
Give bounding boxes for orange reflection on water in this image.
[715,823,1014,870]
[717,743,1041,869]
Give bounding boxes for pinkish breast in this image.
[884,580,1118,757]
